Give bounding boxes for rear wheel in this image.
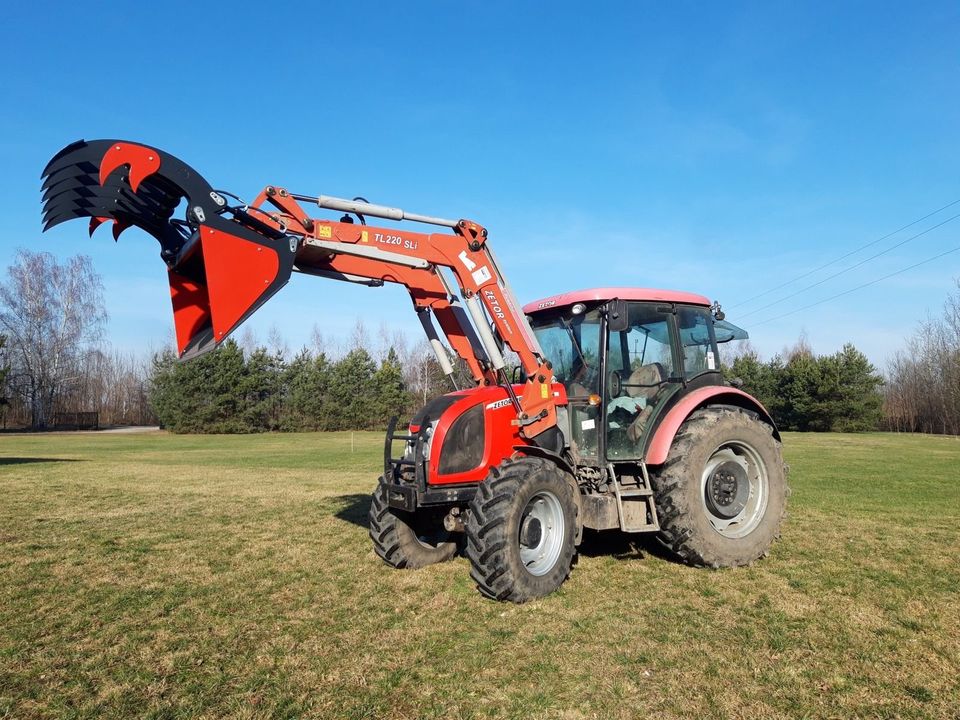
[368,479,457,569]
[465,457,578,602]
[651,406,787,568]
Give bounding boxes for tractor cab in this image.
[524,288,748,464]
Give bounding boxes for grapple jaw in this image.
[41,140,297,359]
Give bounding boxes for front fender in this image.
[644,387,779,466]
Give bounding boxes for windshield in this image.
[530,308,602,397]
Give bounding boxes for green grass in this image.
[1,431,958,719]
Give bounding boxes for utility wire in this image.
[751,243,960,327]
[737,211,960,320]
[730,197,960,309]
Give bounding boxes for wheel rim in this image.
[518,490,565,576]
[700,440,769,538]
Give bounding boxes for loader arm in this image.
[247,185,557,437]
[288,245,497,386]
[40,139,559,440]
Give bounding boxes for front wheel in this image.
[465,457,578,602]
[368,478,457,569]
[651,406,788,568]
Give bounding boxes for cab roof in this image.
[522,287,712,314]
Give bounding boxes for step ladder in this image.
[608,463,660,533]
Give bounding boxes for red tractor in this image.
[42,140,788,602]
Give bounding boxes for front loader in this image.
[42,139,788,602]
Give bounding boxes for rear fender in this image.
[644,387,779,466]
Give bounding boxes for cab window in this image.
[677,306,720,379]
[531,309,602,397]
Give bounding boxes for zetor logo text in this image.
[484,289,513,335]
[483,289,505,319]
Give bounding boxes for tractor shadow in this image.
[0,457,84,466]
[577,528,673,562]
[333,493,372,529]
[331,492,675,564]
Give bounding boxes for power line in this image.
[751,243,960,327]
[730,197,960,309]
[737,211,960,320]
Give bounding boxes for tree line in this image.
[2,249,958,435]
[0,251,459,431]
[149,341,428,433]
[725,340,884,432]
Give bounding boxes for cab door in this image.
[603,303,682,461]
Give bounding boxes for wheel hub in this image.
[520,516,543,547]
[706,460,749,519]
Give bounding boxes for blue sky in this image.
[2,1,958,366]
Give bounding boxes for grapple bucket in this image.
[41,140,297,358]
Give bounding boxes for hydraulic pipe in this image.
[416,309,456,377]
[292,193,459,229]
[465,294,506,370]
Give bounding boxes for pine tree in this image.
[831,344,883,431]
[776,351,821,431]
[729,351,778,411]
[327,348,377,430]
[242,346,284,431]
[149,340,248,433]
[281,348,331,431]
[373,347,411,426]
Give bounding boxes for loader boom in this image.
[41,139,558,440]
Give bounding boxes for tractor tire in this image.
[368,479,457,569]
[465,457,578,603]
[650,406,788,568]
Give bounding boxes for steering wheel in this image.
[608,369,622,398]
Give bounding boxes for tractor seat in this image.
[624,362,666,401]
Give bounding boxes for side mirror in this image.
[607,299,629,332]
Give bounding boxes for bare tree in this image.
[266,325,289,359]
[0,250,107,428]
[237,325,260,356]
[884,280,960,435]
[0,334,9,427]
[67,348,154,426]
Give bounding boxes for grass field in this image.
[1,431,958,719]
